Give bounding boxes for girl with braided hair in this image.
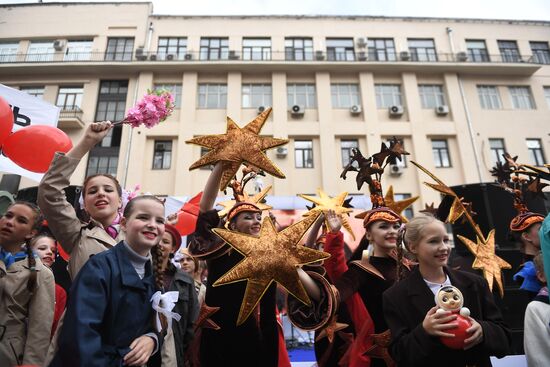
[0,201,55,366]
[50,195,168,367]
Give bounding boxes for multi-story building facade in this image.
[1,2,549,217]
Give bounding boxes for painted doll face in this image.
[436,285,464,312]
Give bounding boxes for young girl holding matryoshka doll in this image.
[383,215,512,367]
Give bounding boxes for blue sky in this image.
[2,0,550,20]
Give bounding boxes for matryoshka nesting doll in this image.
[435,285,472,349]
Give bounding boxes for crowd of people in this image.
[0,120,548,367]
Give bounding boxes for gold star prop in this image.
[315,316,348,344]
[212,214,329,325]
[194,303,221,332]
[299,189,355,240]
[457,230,511,297]
[217,185,273,218]
[383,186,418,223]
[187,107,289,190]
[365,329,395,367]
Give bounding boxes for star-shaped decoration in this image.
[490,161,512,184]
[382,186,418,223]
[372,142,391,166]
[299,189,355,240]
[340,148,377,190]
[217,185,273,218]
[447,197,467,224]
[503,153,521,171]
[364,329,395,367]
[457,230,512,297]
[194,303,221,332]
[314,316,349,344]
[187,107,289,190]
[386,137,409,165]
[212,214,329,325]
[419,202,439,216]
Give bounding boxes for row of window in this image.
[489,138,546,166]
[22,82,550,112]
[1,37,549,64]
[149,137,546,172]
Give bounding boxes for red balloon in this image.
[0,96,14,146]
[3,125,73,173]
[440,314,472,349]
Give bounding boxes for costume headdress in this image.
[222,166,269,225]
[340,137,415,228]
[490,153,546,233]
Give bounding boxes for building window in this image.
[157,37,187,60]
[509,86,535,110]
[199,38,229,60]
[199,147,214,170]
[432,139,451,168]
[287,84,316,108]
[419,85,446,109]
[544,87,550,108]
[489,138,506,164]
[295,140,313,168]
[242,84,272,108]
[331,84,360,108]
[326,38,355,61]
[498,40,521,62]
[154,84,182,108]
[105,37,134,61]
[152,140,172,170]
[95,80,128,122]
[408,39,437,61]
[56,86,83,110]
[395,193,414,219]
[197,84,227,109]
[526,139,546,166]
[375,84,403,108]
[86,156,118,177]
[367,38,396,61]
[466,40,490,62]
[0,42,19,62]
[341,139,359,168]
[20,86,44,99]
[64,40,92,61]
[477,85,502,110]
[242,38,271,61]
[530,42,550,64]
[26,41,55,62]
[285,38,313,61]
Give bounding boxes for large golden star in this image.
[187,107,289,190]
[299,189,355,240]
[212,214,329,325]
[457,230,511,297]
[216,185,273,218]
[383,186,419,223]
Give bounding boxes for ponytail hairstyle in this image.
[396,224,407,281]
[6,201,44,292]
[123,195,166,291]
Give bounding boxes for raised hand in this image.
[422,306,458,338]
[326,209,342,234]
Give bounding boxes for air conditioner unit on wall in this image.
[389,164,403,176]
[350,105,362,115]
[400,51,410,61]
[456,51,468,62]
[184,53,193,60]
[53,40,65,51]
[276,147,288,157]
[435,105,449,115]
[389,105,404,117]
[257,106,266,114]
[149,54,157,61]
[228,50,240,60]
[357,51,367,61]
[290,105,305,117]
[315,50,325,61]
[356,37,368,48]
[135,47,147,61]
[166,53,175,61]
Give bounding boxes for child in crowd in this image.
[30,231,67,336]
[50,195,167,367]
[0,202,55,366]
[179,247,206,304]
[523,252,550,367]
[383,215,511,367]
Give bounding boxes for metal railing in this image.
[0,50,545,65]
[59,107,83,121]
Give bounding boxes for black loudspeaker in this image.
[16,185,83,210]
[439,182,547,252]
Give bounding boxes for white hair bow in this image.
[150,291,181,332]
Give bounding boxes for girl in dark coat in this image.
[383,215,512,367]
[50,196,168,367]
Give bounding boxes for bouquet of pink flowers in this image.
[118,89,175,128]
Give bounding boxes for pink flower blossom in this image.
[124,89,175,128]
